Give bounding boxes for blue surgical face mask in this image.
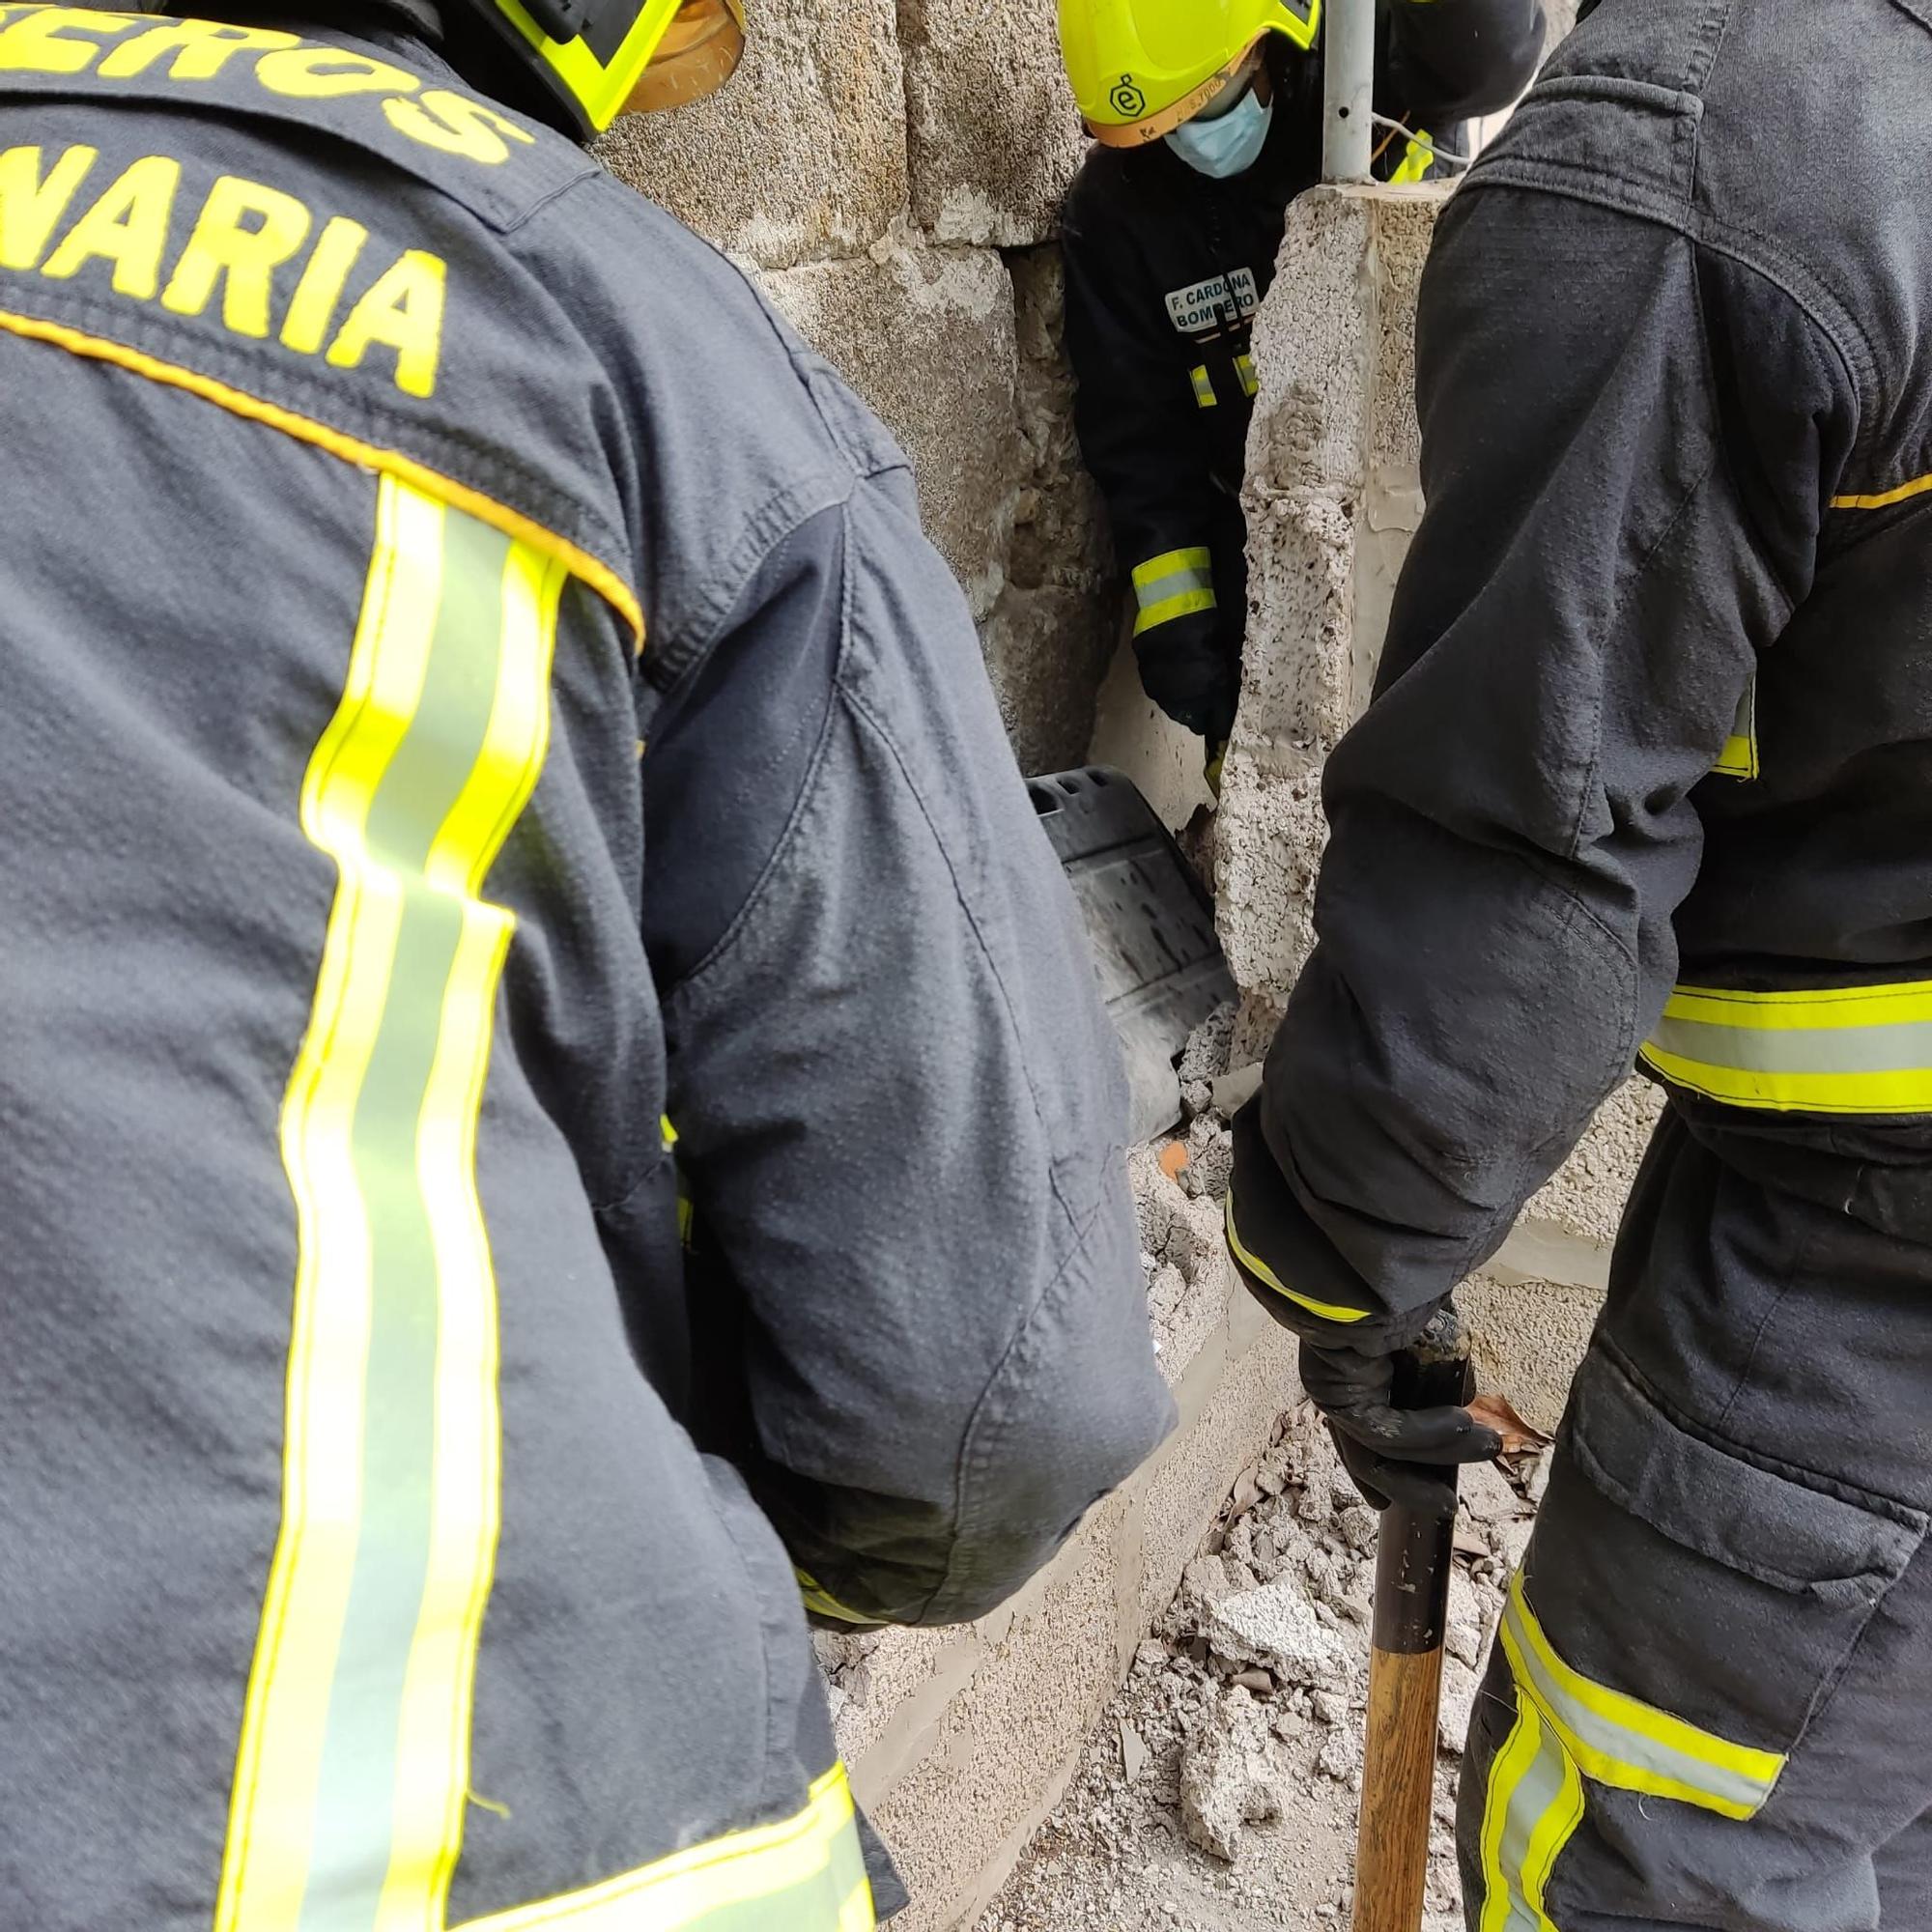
[1165,85,1273,179]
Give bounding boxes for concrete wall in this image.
[599,0,1114,775]
[1217,179,1657,1433]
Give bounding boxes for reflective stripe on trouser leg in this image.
[1469,1573,1786,1928]
[215,475,563,1932]
[1130,545,1215,638]
[1477,1695,1582,1932]
[1641,980,1932,1114]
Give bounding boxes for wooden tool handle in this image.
[1351,1319,1471,1932]
[1355,1642,1448,1932]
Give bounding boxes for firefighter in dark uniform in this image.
[1226,0,1932,1922]
[0,5,1177,1927]
[1054,0,1545,765]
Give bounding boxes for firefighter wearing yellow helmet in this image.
[1054,0,1545,753]
[0,2,1177,1926]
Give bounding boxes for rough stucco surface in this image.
[596,0,905,268]
[901,0,1089,246]
[1088,625,1215,834]
[599,5,1114,772]
[762,242,1023,614]
[1459,1272,1606,1436]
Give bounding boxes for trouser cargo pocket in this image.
[1461,1345,1927,1928]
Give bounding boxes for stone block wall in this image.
[599,0,1115,775]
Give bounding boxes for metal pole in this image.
[1321,0,1375,183]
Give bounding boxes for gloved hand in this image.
[1133,611,1236,742]
[1296,1328,1500,1518]
[1225,1098,1500,1518]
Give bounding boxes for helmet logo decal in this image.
[1109,72,1147,118]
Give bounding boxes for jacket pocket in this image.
[1520,1347,1927,1767]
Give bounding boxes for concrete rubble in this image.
[978,1400,1546,1932]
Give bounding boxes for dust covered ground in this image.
[974,1389,1546,1932]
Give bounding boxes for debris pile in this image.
[1132,1003,1239,1377]
[978,1396,1545,1932]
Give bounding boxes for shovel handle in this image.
[1352,1337,1472,1932]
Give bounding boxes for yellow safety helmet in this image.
[1057,0,1320,148]
[462,0,746,135]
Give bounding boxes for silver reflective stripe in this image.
[1133,560,1213,611]
[1501,1584,1783,1818]
[1649,1012,1932,1077]
[1495,1708,1574,1930]
[1714,675,1758,778]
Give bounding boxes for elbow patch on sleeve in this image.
[1274,833,1639,1304]
[640,509,844,990]
[931,1177,1176,1626]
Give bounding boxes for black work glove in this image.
[1297,1326,1500,1519]
[1225,1099,1500,1518]
[1133,608,1236,741]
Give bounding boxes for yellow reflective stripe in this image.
[1832,471,1932,511]
[1235,351,1259,397]
[663,1114,696,1244]
[1639,1047,1932,1115]
[1390,130,1436,185]
[216,475,562,1932]
[1712,676,1759,780]
[1132,587,1216,637]
[391,530,561,1924]
[1189,362,1217,408]
[454,1764,875,1931]
[797,1568,888,1628]
[1223,1189,1371,1325]
[1500,1575,1784,1821]
[1477,1698,1581,1932]
[0,303,642,647]
[1662,980,1932,1029]
[1640,979,1932,1115]
[1130,546,1216,635]
[1130,545,1212,593]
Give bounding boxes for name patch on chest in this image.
[1165,267,1258,336]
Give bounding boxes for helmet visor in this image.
[1086,36,1261,147]
[624,0,746,110]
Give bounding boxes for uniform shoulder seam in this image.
[0,301,644,642]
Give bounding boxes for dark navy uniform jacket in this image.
[0,9,1174,1926]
